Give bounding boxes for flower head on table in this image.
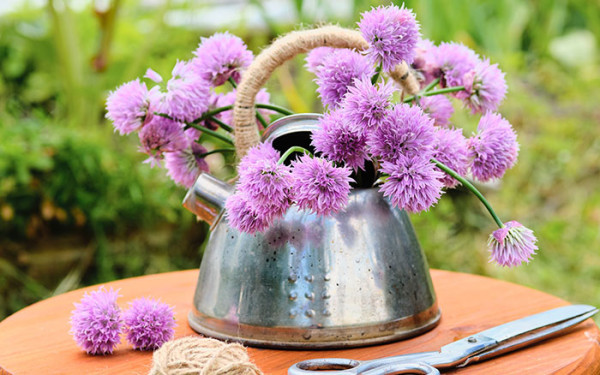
[124,297,176,351]
[70,287,123,355]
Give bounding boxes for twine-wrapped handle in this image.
[232,25,420,159]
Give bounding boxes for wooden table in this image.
[0,269,598,374]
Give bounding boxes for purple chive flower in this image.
[311,108,369,170]
[231,142,291,232]
[164,141,210,188]
[164,60,211,123]
[468,112,519,182]
[305,47,336,74]
[106,79,152,135]
[316,49,374,109]
[218,88,273,128]
[358,5,420,70]
[237,142,281,174]
[488,221,537,267]
[123,297,176,351]
[434,42,481,92]
[178,92,227,141]
[341,76,395,133]
[379,157,444,213]
[200,93,225,131]
[138,116,188,167]
[420,95,454,127]
[225,192,272,233]
[367,103,436,162]
[463,59,507,114]
[192,32,253,87]
[412,39,439,85]
[433,127,469,188]
[144,68,163,84]
[69,287,123,355]
[237,154,293,215]
[291,155,353,216]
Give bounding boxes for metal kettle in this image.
[183,114,440,349]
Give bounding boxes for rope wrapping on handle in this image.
[233,25,420,159]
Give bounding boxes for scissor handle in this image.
[288,356,441,375]
[360,362,440,375]
[289,358,361,374]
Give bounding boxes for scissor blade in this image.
[474,304,597,344]
[433,305,598,369]
[460,305,598,366]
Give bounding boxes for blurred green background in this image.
[0,0,599,321]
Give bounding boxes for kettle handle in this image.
[232,25,420,160]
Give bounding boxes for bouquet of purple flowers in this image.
[106,5,537,268]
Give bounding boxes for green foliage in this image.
[1,0,599,322]
[0,120,207,318]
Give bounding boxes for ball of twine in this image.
[149,336,264,375]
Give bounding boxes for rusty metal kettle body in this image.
[183,114,440,348]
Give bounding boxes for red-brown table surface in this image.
[0,269,598,375]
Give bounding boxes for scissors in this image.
[289,304,598,375]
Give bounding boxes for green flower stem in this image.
[371,63,382,84]
[431,157,504,228]
[256,103,294,116]
[422,77,441,93]
[168,102,294,134]
[198,148,235,158]
[186,122,234,146]
[255,111,268,129]
[277,146,312,165]
[191,102,293,128]
[423,85,466,96]
[193,105,233,122]
[228,77,238,88]
[404,85,465,103]
[154,112,173,120]
[154,111,234,141]
[208,116,233,132]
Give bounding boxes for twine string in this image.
[149,336,263,375]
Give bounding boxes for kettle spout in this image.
[183,173,234,227]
